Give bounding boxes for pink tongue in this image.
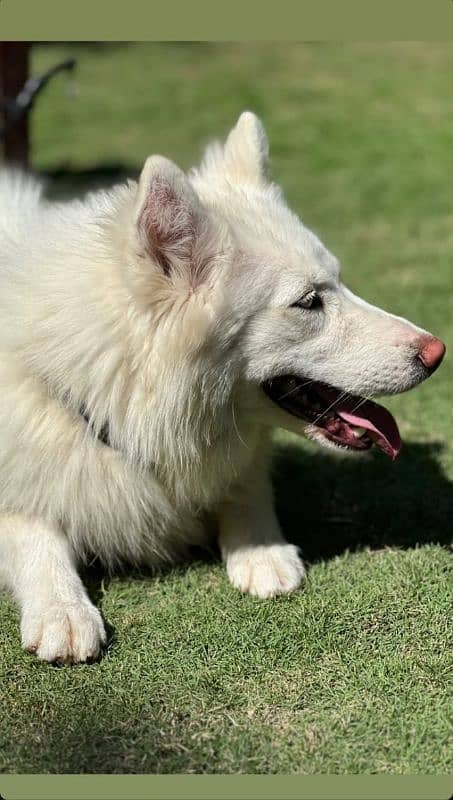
[317,387,402,460]
[337,403,401,461]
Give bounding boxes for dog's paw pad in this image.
[21,601,107,664]
[227,543,305,598]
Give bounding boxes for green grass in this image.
[1,43,452,774]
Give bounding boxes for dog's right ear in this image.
[134,155,203,276]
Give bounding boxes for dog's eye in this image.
[291,292,322,310]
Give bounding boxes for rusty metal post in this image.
[0,42,31,166]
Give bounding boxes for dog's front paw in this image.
[226,542,306,598]
[21,599,107,664]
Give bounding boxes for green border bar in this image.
[1,0,453,40]
[0,775,452,800]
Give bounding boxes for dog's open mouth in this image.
[262,376,401,460]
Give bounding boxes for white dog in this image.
[0,112,445,663]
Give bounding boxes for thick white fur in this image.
[0,112,431,662]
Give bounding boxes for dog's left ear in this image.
[196,111,269,187]
[223,111,269,184]
[134,155,205,278]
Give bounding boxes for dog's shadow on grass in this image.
[273,439,452,561]
[40,164,140,200]
[82,438,452,629]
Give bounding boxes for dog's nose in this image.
[417,335,446,373]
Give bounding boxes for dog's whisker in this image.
[231,399,250,450]
[312,391,350,426]
[349,395,374,415]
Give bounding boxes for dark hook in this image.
[0,58,76,140]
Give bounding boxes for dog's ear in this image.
[193,112,269,188]
[222,111,269,184]
[134,155,203,276]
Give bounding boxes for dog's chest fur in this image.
[0,352,260,567]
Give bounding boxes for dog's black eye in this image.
[291,292,322,310]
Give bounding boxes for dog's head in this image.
[126,112,445,459]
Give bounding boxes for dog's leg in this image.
[218,464,306,599]
[0,514,106,663]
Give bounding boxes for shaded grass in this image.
[0,42,452,774]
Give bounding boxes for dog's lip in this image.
[261,375,402,460]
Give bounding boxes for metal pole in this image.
[0,42,31,166]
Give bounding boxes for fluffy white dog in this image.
[0,112,445,663]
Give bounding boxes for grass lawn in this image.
[0,42,452,774]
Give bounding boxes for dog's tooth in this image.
[353,427,367,438]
